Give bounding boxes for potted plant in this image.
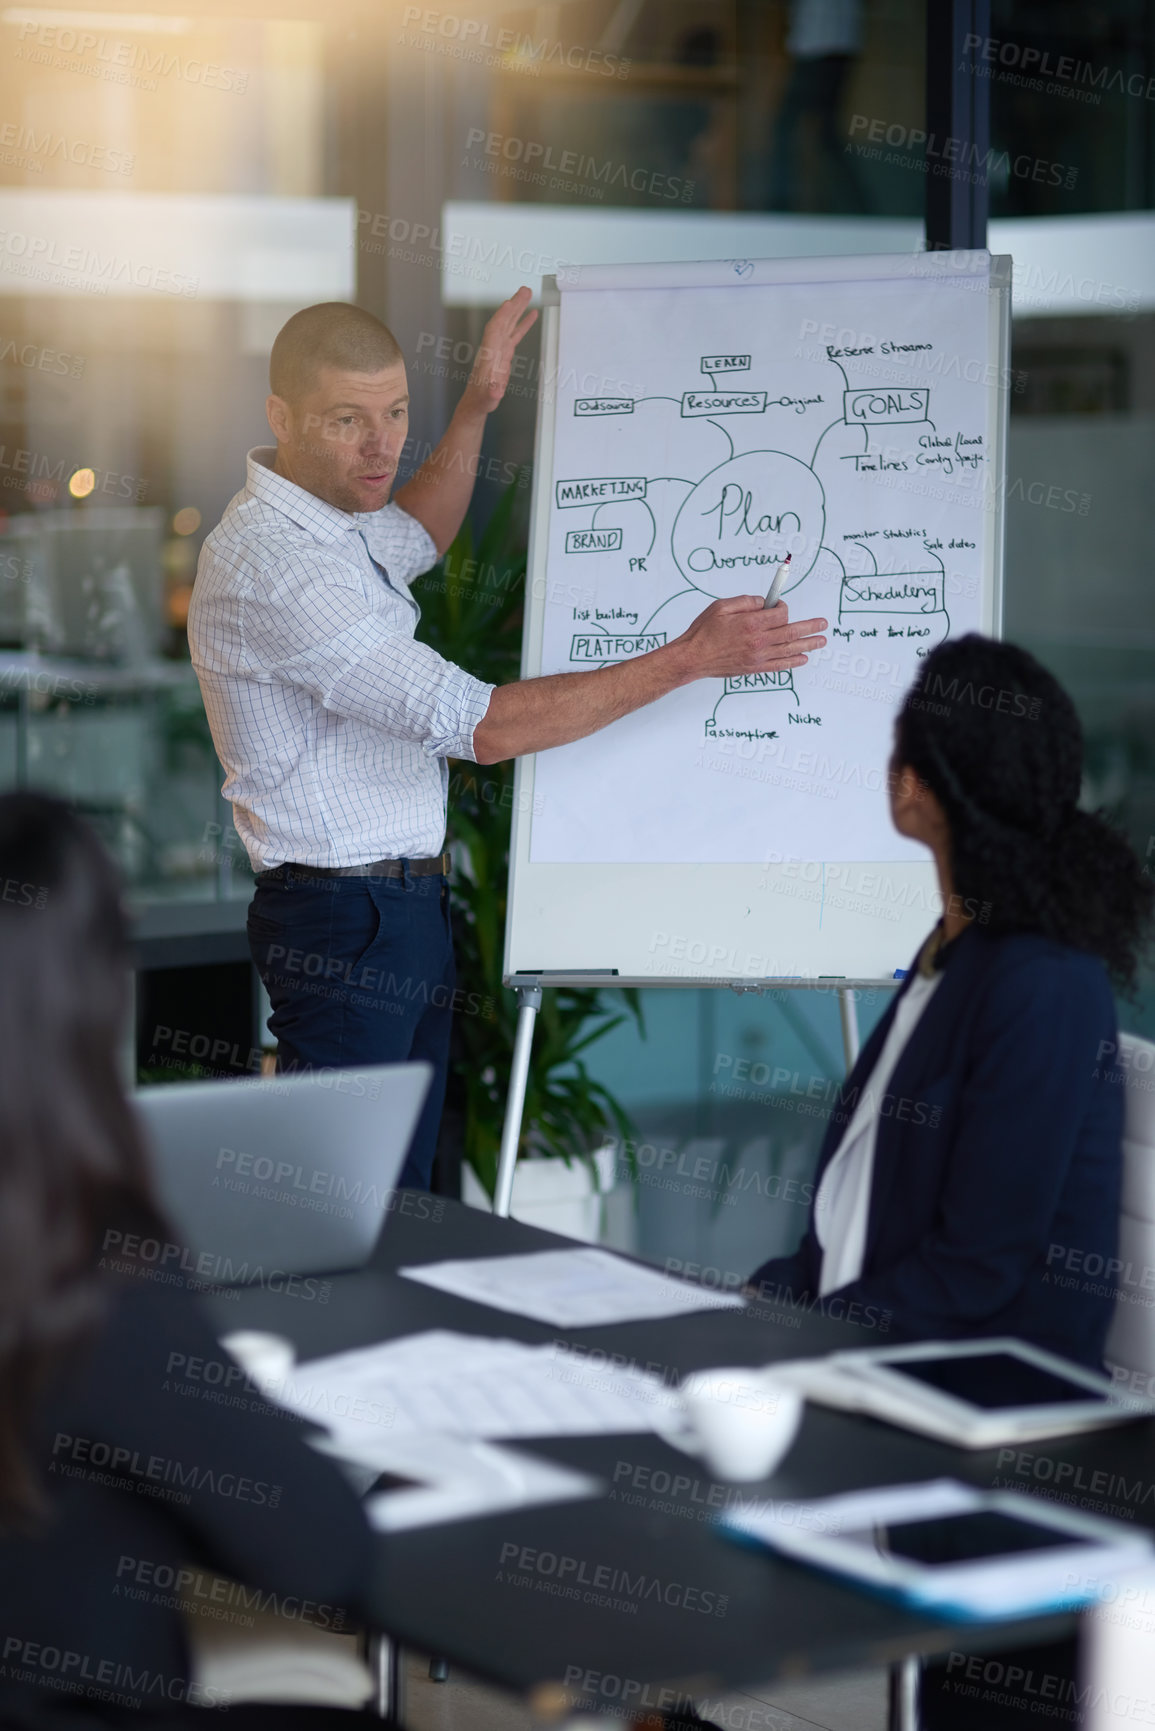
[414,479,642,1237]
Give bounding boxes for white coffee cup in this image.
[677,1366,803,1482]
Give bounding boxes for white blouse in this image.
[814,969,942,1296]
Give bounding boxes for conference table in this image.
[207,1196,1155,1728]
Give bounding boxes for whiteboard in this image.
[504,253,1010,988]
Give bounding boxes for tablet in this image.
[773,1338,1155,1447]
[722,1478,1155,1618]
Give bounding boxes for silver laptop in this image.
[132,1062,431,1282]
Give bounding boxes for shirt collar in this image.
[245,447,362,546]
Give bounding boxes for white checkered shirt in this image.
[188,448,494,868]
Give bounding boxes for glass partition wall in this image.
[991,1,1155,1040]
[1,3,1152,1035]
[0,0,929,904]
[0,8,340,900]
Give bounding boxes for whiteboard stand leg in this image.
[839,986,860,1073]
[493,984,542,1219]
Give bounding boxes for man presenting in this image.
[189,292,827,1190]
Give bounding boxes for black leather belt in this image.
[273,853,450,880]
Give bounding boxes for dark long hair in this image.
[0,792,164,1526]
[895,635,1153,992]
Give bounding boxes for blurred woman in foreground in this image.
[0,791,378,1729]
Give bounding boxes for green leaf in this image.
[416,480,643,1203]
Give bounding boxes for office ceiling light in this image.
[172,506,201,535]
[1,9,191,31]
[68,467,95,498]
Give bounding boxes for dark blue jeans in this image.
[247,866,455,1191]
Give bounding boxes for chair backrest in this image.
[1104,1033,1155,1386]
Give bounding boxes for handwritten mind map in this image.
[531,276,993,864]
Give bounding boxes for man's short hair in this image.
[269,303,403,403]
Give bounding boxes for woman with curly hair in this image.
[748,633,1153,1370]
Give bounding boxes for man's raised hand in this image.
[461,286,539,418]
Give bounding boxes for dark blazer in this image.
[0,1276,374,1727]
[749,927,1124,1368]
